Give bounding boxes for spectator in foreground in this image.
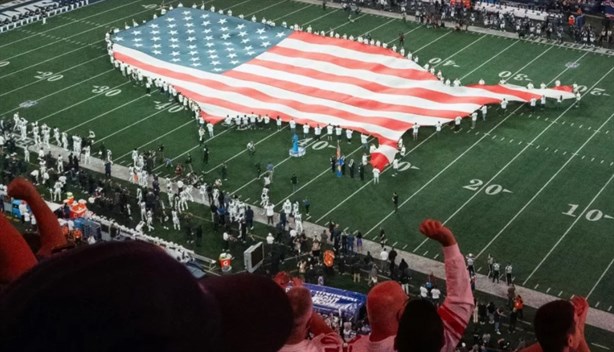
[347,280,408,351]
[279,286,344,352]
[0,241,293,352]
[521,298,590,352]
[395,218,475,352]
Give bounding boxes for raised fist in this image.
[419,219,457,247]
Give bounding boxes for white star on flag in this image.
[187,37,196,42]
[115,36,123,41]
[150,24,158,28]
[167,23,176,28]
[132,30,141,35]
[171,51,180,56]
[152,36,161,41]
[190,57,200,62]
[205,42,214,48]
[256,28,265,34]
[200,14,208,19]
[165,17,175,22]
[228,53,237,58]
[238,31,247,37]
[211,60,220,66]
[218,18,227,24]
[152,43,161,48]
[170,43,179,48]
[203,28,212,34]
[188,44,197,49]
[171,58,181,62]
[260,41,270,47]
[152,50,161,55]
[236,24,245,30]
[169,30,178,35]
[209,54,219,59]
[186,29,195,34]
[189,50,198,56]
[221,33,230,40]
[202,20,210,26]
[241,38,250,44]
[170,37,179,42]
[185,22,194,27]
[151,30,160,34]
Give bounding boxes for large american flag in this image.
[111,7,573,170]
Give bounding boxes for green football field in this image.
[1,0,614,313]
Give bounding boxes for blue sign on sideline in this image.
[303,283,367,322]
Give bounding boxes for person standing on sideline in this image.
[314,124,321,140]
[290,173,298,192]
[302,123,309,139]
[348,159,355,178]
[326,124,333,141]
[454,116,461,132]
[487,254,494,278]
[505,263,513,285]
[436,120,442,135]
[492,260,500,283]
[372,167,380,184]
[466,253,475,276]
[267,161,274,181]
[471,112,477,129]
[392,192,398,212]
[392,158,399,176]
[202,145,209,165]
[481,105,487,121]
[507,284,516,309]
[265,202,275,225]
[329,154,336,174]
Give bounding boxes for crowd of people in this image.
[332,0,613,48]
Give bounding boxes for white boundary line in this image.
[360,18,396,37]
[246,0,290,17]
[303,9,340,25]
[115,119,194,161]
[95,108,168,144]
[523,171,614,284]
[476,110,614,261]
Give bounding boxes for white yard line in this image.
[360,18,396,37]
[523,172,614,284]
[204,126,289,174]
[35,81,132,123]
[413,31,453,53]
[115,119,195,161]
[0,0,141,49]
[460,41,519,80]
[410,50,588,251]
[0,44,103,79]
[0,54,106,97]
[273,4,313,22]
[151,129,234,171]
[65,95,148,132]
[587,258,614,299]
[475,110,614,261]
[95,108,168,144]
[318,42,572,230]
[385,24,424,45]
[303,9,341,25]
[316,134,434,223]
[0,0,184,61]
[277,139,372,207]
[231,139,318,195]
[1,69,115,116]
[227,0,255,10]
[432,35,487,68]
[247,0,289,17]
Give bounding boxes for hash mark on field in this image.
[343,227,349,232]
[591,157,595,162]
[476,267,482,272]
[570,294,575,299]
[534,283,539,289]
[244,197,250,202]
[491,135,497,140]
[609,306,612,312]
[579,124,583,128]
[423,250,429,256]
[561,120,565,125]
[373,235,378,240]
[595,301,600,308]
[563,151,567,155]
[554,149,558,153]
[518,140,523,145]
[509,139,514,143]
[500,136,506,141]
[535,145,540,149]
[570,122,575,126]
[601,160,605,164]
[558,291,563,297]
[582,155,586,159]
[546,287,551,293]
[544,147,549,151]
[434,254,439,259]
[392,241,398,247]
[536,115,541,119]
[402,244,408,250]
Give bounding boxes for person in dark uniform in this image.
[330,155,336,174]
[202,145,209,165]
[392,192,399,212]
[348,159,355,178]
[358,163,365,181]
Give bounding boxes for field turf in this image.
[1,0,614,317]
